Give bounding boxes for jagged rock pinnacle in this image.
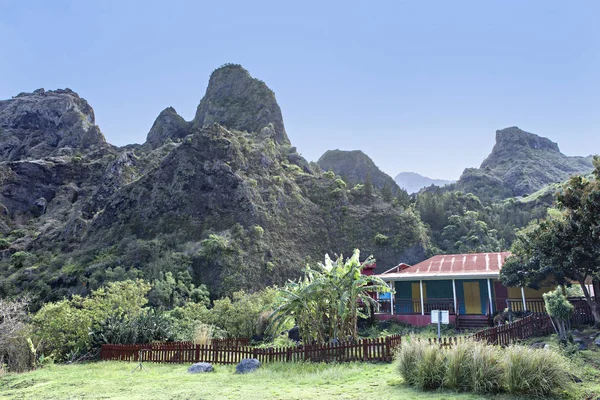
[145,107,190,148]
[0,88,106,161]
[193,64,289,144]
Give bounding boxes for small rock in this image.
[568,373,583,383]
[530,341,546,349]
[594,337,600,346]
[188,362,214,373]
[235,358,260,374]
[544,344,551,350]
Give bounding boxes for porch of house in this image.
[375,279,553,329]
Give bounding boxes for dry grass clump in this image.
[192,324,224,346]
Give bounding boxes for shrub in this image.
[395,336,422,386]
[415,342,446,390]
[0,238,11,251]
[334,178,346,189]
[89,309,175,347]
[543,287,574,342]
[32,300,92,361]
[443,340,473,392]
[502,345,570,397]
[192,323,225,346]
[470,341,502,394]
[373,233,389,246]
[396,336,445,390]
[397,338,571,398]
[0,298,35,372]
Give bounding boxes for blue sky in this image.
[1,1,598,180]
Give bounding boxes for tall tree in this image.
[500,156,600,325]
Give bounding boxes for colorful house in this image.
[373,252,555,328]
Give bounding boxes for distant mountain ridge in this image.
[394,172,454,194]
[455,126,593,201]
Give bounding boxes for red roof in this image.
[379,252,511,279]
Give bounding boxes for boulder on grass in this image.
[188,362,214,373]
[530,341,546,349]
[235,358,260,374]
[594,337,600,347]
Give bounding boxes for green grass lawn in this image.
[3,326,600,400]
[0,361,523,400]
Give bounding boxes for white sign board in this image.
[430,310,450,325]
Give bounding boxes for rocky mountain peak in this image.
[0,88,106,161]
[317,149,402,194]
[193,64,289,144]
[492,126,560,154]
[145,106,190,149]
[456,126,593,200]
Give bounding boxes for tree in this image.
[543,288,573,342]
[500,156,600,326]
[269,249,391,344]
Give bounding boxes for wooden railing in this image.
[568,297,596,324]
[391,298,455,315]
[472,313,553,346]
[101,335,403,365]
[504,298,546,313]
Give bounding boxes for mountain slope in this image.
[455,126,593,200]
[0,65,428,305]
[394,172,454,194]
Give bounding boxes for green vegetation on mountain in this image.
[0,64,595,313]
[0,64,427,308]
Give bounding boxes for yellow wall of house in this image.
[507,286,553,299]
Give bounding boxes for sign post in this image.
[430,310,450,341]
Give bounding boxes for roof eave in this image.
[379,272,500,281]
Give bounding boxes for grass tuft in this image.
[503,345,570,398]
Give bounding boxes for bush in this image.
[395,336,421,386]
[32,300,92,361]
[192,323,225,346]
[443,340,473,392]
[470,341,502,394]
[415,343,446,390]
[396,336,445,390]
[502,345,570,397]
[89,309,175,347]
[0,298,35,372]
[396,338,570,397]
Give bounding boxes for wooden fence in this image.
[100,335,402,365]
[472,313,554,346]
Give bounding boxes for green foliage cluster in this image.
[416,188,547,254]
[543,288,574,342]
[270,250,390,344]
[396,337,570,397]
[32,280,150,361]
